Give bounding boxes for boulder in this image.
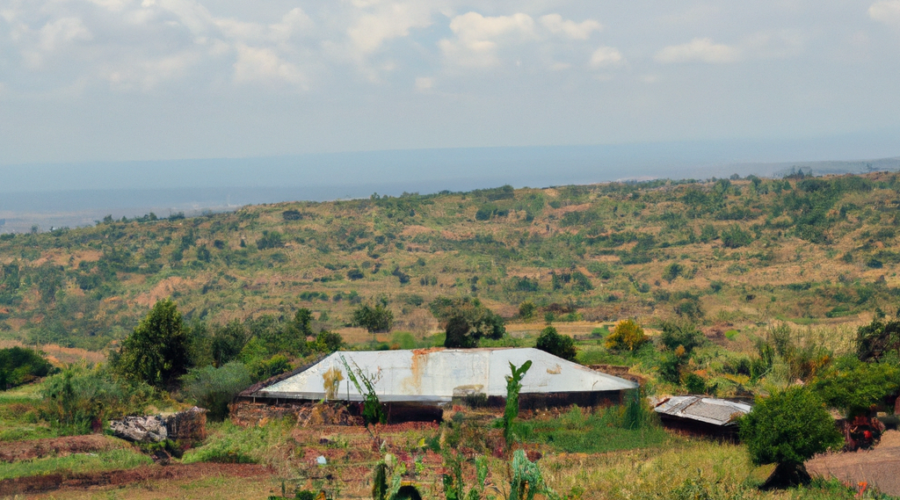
[110,407,207,444]
[109,415,167,443]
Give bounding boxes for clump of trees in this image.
[535,326,576,361]
[429,297,505,348]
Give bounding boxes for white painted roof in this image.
[255,348,638,403]
[654,396,752,426]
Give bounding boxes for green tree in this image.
[855,318,900,362]
[535,326,576,361]
[353,303,394,333]
[811,357,900,418]
[662,263,684,283]
[739,387,843,487]
[431,296,505,348]
[605,319,647,352]
[210,320,250,368]
[658,321,706,355]
[293,308,314,339]
[115,299,191,390]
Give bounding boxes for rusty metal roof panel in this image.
[654,396,752,426]
[252,348,638,403]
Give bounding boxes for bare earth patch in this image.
[807,430,900,495]
[0,463,274,498]
[0,435,126,463]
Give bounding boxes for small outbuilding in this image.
[653,395,752,440]
[239,347,638,422]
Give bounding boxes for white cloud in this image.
[654,37,740,64]
[540,14,601,40]
[233,44,306,87]
[104,51,199,90]
[439,12,535,67]
[346,3,432,56]
[415,76,433,90]
[39,17,93,52]
[589,46,624,68]
[870,1,900,26]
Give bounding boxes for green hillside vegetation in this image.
[1,171,899,352]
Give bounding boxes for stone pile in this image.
[109,407,207,444]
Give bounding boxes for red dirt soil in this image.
[807,430,900,495]
[0,435,125,463]
[0,463,273,497]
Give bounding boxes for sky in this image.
[2,0,900,167]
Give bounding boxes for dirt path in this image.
[0,435,126,463]
[807,430,900,495]
[0,463,274,497]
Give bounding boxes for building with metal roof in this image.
[653,396,752,439]
[241,348,638,418]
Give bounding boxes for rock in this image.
[109,415,168,443]
[110,407,207,444]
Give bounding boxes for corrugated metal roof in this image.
[251,347,638,403]
[654,396,752,426]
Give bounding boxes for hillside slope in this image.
[1,172,898,350]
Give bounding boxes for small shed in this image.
[240,348,638,421]
[654,396,752,440]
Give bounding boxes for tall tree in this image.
[115,299,191,390]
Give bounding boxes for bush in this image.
[431,297,505,348]
[721,224,753,248]
[181,362,252,420]
[41,364,157,435]
[740,387,842,484]
[605,320,647,352]
[535,326,576,361]
[0,347,53,390]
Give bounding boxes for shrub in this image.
[41,364,157,435]
[181,362,252,420]
[535,326,576,361]
[311,330,343,353]
[662,263,683,283]
[255,231,284,250]
[605,320,647,352]
[0,347,53,390]
[721,224,752,248]
[518,301,536,320]
[740,387,842,486]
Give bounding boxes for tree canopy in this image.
[740,387,842,470]
[430,296,505,348]
[114,299,191,389]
